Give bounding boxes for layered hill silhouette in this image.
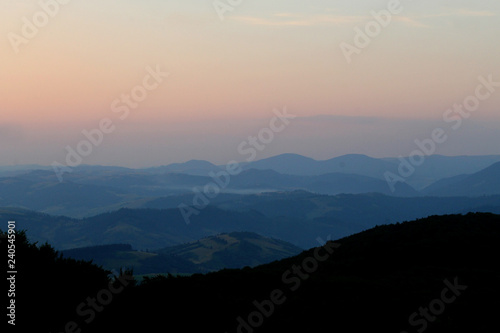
[3,191,500,250]
[2,154,500,217]
[0,167,415,217]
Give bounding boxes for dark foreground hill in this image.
[104,213,500,333]
[5,213,498,332]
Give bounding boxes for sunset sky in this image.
[1,0,499,167]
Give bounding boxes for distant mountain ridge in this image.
[424,161,500,196]
[243,153,398,179]
[145,159,222,176]
[4,153,500,183]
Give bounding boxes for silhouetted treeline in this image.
[3,213,500,332]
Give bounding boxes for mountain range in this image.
[2,154,500,218]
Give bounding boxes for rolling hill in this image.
[424,162,500,196]
[156,232,302,271]
[61,232,303,275]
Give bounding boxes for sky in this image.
[1,0,500,167]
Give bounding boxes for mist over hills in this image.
[2,154,500,218]
[4,153,500,184]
